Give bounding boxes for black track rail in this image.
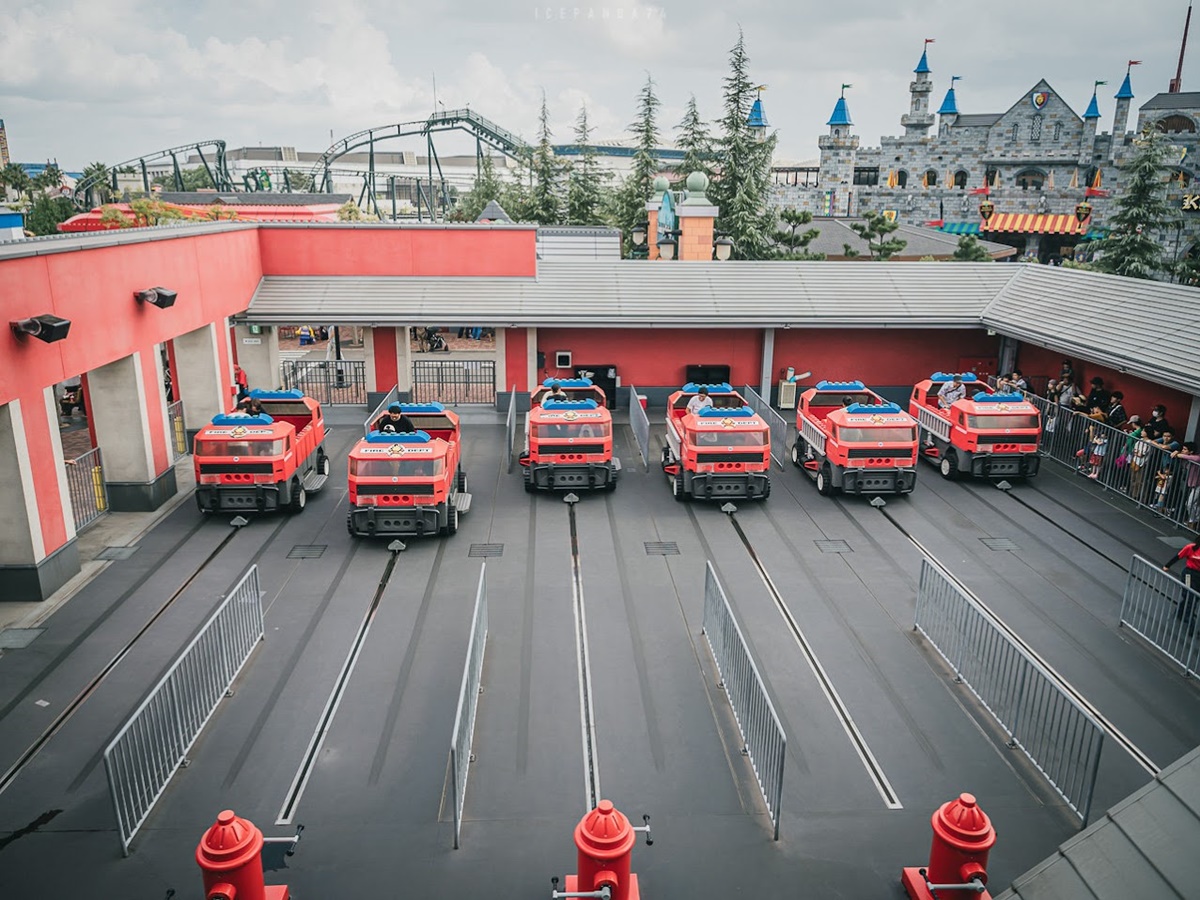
[566,496,602,811]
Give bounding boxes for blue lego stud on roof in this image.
[212,413,274,426]
[365,430,432,443]
[844,402,902,415]
[543,399,599,410]
[816,380,866,391]
[247,388,305,400]
[542,377,593,388]
[399,402,445,413]
[974,392,1026,403]
[681,382,734,393]
[698,405,756,418]
[930,372,978,383]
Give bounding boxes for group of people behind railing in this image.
[992,362,1199,532]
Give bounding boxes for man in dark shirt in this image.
[1106,391,1128,429]
[1142,405,1172,442]
[1073,376,1110,413]
[373,403,416,433]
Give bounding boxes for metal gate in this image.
[67,447,108,532]
[280,359,366,405]
[412,359,495,405]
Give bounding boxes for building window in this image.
[1031,116,1043,142]
[1053,122,1062,141]
[1174,168,1192,187]
[1011,123,1020,141]
[1015,168,1046,190]
[853,167,880,186]
[896,170,909,188]
[924,169,938,188]
[985,167,999,187]
[833,128,841,137]
[1156,115,1197,133]
[954,170,969,189]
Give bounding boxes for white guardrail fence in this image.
[103,566,265,855]
[628,385,650,470]
[702,562,786,840]
[914,557,1104,824]
[450,564,489,849]
[505,383,518,474]
[1120,554,1200,677]
[742,385,789,470]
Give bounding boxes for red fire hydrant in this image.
[554,800,647,900]
[196,810,290,900]
[902,793,997,900]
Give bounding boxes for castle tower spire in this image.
[819,84,859,207]
[937,75,961,133]
[902,39,936,138]
[1113,60,1140,137]
[1081,80,1104,164]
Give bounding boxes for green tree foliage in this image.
[80,161,114,204]
[566,105,609,225]
[1087,128,1179,280]
[674,95,714,182]
[773,208,824,259]
[452,153,507,221]
[128,199,186,226]
[337,199,368,221]
[951,234,992,261]
[848,210,907,260]
[152,166,215,191]
[708,30,778,260]
[1,163,33,201]
[98,205,134,228]
[611,73,663,255]
[26,195,76,235]
[284,169,314,192]
[528,93,565,225]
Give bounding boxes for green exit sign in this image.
[248,323,262,335]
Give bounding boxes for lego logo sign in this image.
[1182,194,1200,211]
[1030,91,1050,110]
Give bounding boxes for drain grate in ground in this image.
[469,544,505,558]
[288,545,328,559]
[815,539,852,554]
[980,537,1019,552]
[645,541,680,556]
[0,628,45,649]
[96,546,138,560]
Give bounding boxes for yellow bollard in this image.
[92,465,107,511]
[174,415,186,455]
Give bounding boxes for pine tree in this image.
[848,210,908,260]
[708,30,778,260]
[675,95,714,182]
[951,234,992,261]
[611,74,663,255]
[500,160,535,223]
[454,153,506,221]
[566,105,609,225]
[1088,127,1179,280]
[528,93,565,225]
[773,208,824,259]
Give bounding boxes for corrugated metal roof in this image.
[980,265,1200,395]
[1140,91,1200,110]
[247,260,1015,327]
[536,229,621,260]
[807,218,1014,258]
[995,745,1200,900]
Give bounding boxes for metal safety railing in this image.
[628,385,650,470]
[1120,554,1200,677]
[742,384,789,471]
[987,379,1199,534]
[363,384,400,437]
[103,566,265,855]
[166,400,187,461]
[702,562,786,840]
[412,359,496,405]
[505,383,518,474]
[450,564,489,849]
[280,358,367,405]
[66,446,108,532]
[914,557,1104,824]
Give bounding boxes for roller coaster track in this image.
[71,140,235,207]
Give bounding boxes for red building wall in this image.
[24,392,70,552]
[373,327,399,392]
[257,226,537,277]
[1015,344,1193,428]
[505,328,528,391]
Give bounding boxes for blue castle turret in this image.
[937,76,961,132]
[747,93,769,143]
[1113,67,1135,137]
[819,85,859,199]
[903,45,935,137]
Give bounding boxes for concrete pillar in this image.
[759,328,775,401]
[1186,394,1199,444]
[361,326,377,395]
[396,326,413,395]
[0,393,81,602]
[526,327,539,392]
[494,327,508,390]
[174,321,230,449]
[88,350,177,511]
[233,324,281,392]
[678,206,717,261]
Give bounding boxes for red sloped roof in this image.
[58,202,343,232]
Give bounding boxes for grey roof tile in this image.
[1140,92,1200,110]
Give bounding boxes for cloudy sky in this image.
[1,0,1196,171]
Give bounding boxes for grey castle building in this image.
[768,47,1200,263]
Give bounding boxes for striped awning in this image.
[938,222,980,235]
[981,213,1090,234]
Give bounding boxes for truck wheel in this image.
[940,452,958,480]
[817,463,835,496]
[318,452,330,477]
[791,442,802,468]
[443,503,459,536]
[290,483,307,512]
[457,469,467,492]
[673,471,690,502]
[346,513,356,536]
[524,472,535,493]
[195,493,211,514]
[761,478,771,500]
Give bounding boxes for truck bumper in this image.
[526,460,620,491]
[349,504,443,536]
[196,485,281,512]
[970,454,1040,478]
[689,472,770,500]
[842,468,917,494]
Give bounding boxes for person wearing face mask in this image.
[1142,405,1173,442]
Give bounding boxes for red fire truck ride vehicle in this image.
[519,378,620,492]
[909,372,1042,480]
[192,389,329,514]
[347,402,470,537]
[792,380,919,496]
[662,382,771,501]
